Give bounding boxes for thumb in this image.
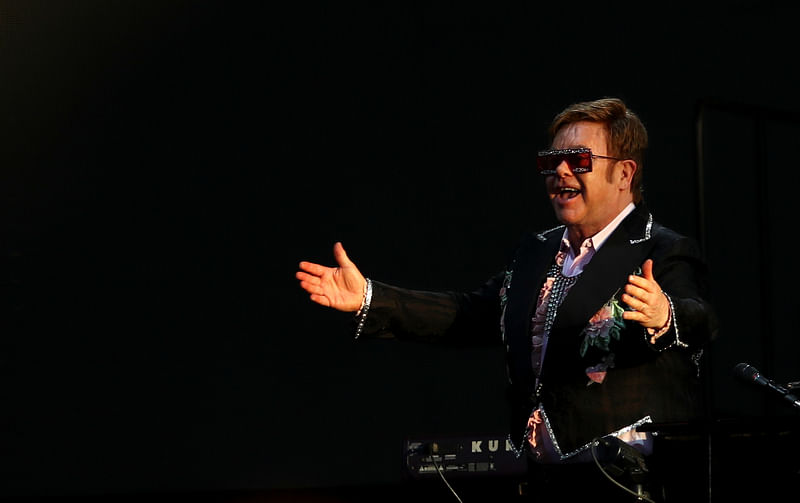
[641,258,655,280]
[333,241,354,268]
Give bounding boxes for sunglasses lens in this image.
[569,152,592,173]
[537,151,593,174]
[536,156,556,174]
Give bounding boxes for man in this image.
[296,97,718,501]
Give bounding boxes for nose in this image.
[554,160,573,177]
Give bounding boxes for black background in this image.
[1,2,799,501]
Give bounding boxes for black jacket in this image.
[359,203,718,457]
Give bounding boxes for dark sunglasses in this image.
[536,147,621,175]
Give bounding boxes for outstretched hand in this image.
[621,259,670,341]
[296,242,367,313]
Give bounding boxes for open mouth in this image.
[556,187,581,200]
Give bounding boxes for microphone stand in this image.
[785,382,800,411]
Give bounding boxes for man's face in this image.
[544,121,632,239]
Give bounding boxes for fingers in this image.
[622,280,659,311]
[296,275,323,294]
[308,293,331,307]
[621,293,668,330]
[625,260,659,298]
[298,260,328,277]
[295,270,320,284]
[621,292,644,311]
[298,243,354,276]
[296,265,328,297]
[621,260,660,320]
[621,308,644,323]
[623,282,649,301]
[621,292,652,317]
[296,269,332,306]
[626,274,655,294]
[623,280,656,317]
[621,260,670,329]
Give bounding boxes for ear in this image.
[617,159,637,191]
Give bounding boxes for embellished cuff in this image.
[354,278,373,339]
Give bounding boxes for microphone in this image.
[733,362,800,411]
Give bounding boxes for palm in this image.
[296,242,366,312]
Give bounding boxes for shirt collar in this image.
[558,202,636,277]
[559,202,636,253]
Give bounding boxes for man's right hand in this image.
[296,242,367,312]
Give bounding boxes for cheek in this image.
[581,177,610,198]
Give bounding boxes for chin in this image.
[552,207,581,226]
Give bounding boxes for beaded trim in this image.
[507,431,528,459]
[664,292,686,347]
[549,407,654,460]
[691,348,704,377]
[499,269,513,345]
[506,406,654,461]
[629,213,653,244]
[544,263,579,333]
[536,225,565,242]
[354,278,373,339]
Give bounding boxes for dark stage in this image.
[1,2,799,502]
